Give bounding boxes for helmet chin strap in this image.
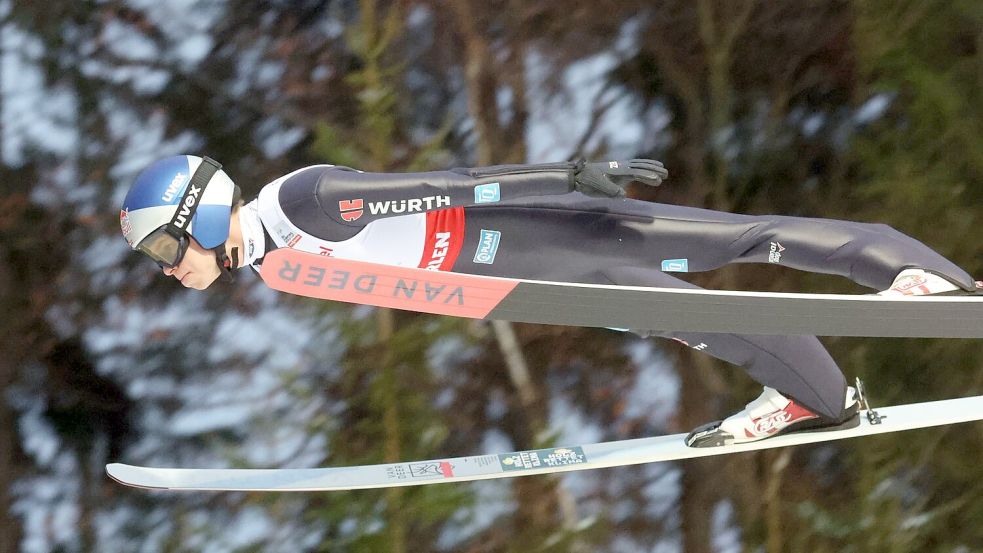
[213,244,238,283]
[214,185,243,283]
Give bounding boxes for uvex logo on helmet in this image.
[162,172,188,202]
[173,183,204,230]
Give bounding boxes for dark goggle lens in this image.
[136,227,189,268]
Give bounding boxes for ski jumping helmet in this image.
[120,155,240,279]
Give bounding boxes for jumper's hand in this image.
[573,159,668,198]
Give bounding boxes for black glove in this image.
[573,159,668,198]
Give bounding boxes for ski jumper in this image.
[241,163,976,421]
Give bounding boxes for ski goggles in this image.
[136,225,192,269]
[134,157,222,268]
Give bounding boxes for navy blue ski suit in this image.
[248,161,976,421]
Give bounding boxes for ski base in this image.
[107,395,983,492]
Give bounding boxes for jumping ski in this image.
[106,394,983,492]
[258,248,983,339]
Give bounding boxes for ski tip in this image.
[106,463,136,485]
[106,463,170,490]
[105,462,125,478]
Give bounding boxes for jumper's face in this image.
[161,237,221,290]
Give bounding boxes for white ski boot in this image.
[878,268,970,296]
[685,386,860,448]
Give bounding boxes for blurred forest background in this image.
[1,0,981,551]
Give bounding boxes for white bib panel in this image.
[256,167,427,267]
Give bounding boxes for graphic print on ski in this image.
[259,248,983,338]
[106,395,983,491]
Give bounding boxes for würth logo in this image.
[341,196,451,222]
[339,199,364,222]
[368,196,450,215]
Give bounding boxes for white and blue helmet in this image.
[120,155,237,252]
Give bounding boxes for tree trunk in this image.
[0,251,23,553]
[0,27,19,553]
[448,4,584,545]
[0,375,21,553]
[378,308,408,553]
[763,449,792,553]
[676,354,726,553]
[648,3,757,549]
